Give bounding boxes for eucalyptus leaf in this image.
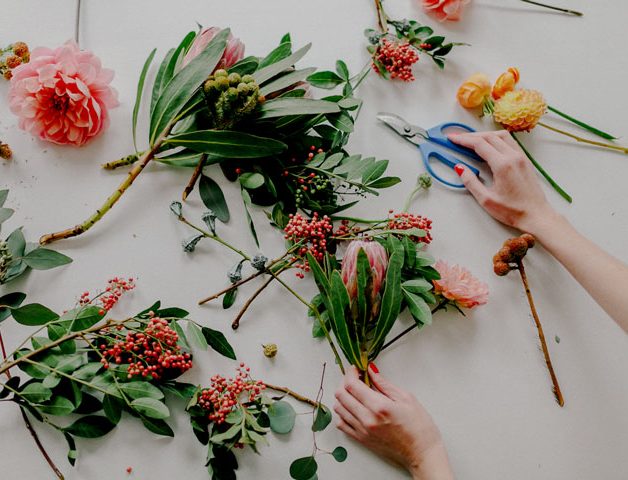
[332,446,348,462]
[312,404,332,432]
[22,248,72,270]
[268,400,296,434]
[290,456,318,480]
[0,292,26,323]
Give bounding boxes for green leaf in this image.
[332,446,348,462]
[155,150,204,167]
[186,322,208,349]
[131,397,170,420]
[150,29,229,144]
[20,383,52,403]
[368,176,401,189]
[336,60,349,81]
[172,321,191,351]
[0,207,14,226]
[141,417,175,437]
[64,415,116,438]
[119,381,165,400]
[241,189,259,247]
[42,373,61,389]
[402,289,432,327]
[6,228,25,258]
[0,376,20,399]
[67,306,105,331]
[306,71,343,89]
[312,404,332,432]
[0,292,26,323]
[11,303,59,326]
[222,288,237,309]
[40,396,75,416]
[210,423,241,444]
[0,189,8,207]
[547,105,617,140]
[320,152,345,170]
[329,112,354,133]
[161,381,197,400]
[258,98,340,119]
[156,307,189,318]
[239,172,265,190]
[268,400,296,434]
[165,130,287,158]
[228,56,259,76]
[73,362,103,382]
[56,353,86,373]
[402,279,433,294]
[64,433,77,466]
[290,456,318,480]
[362,160,388,184]
[202,327,236,360]
[103,395,123,424]
[133,48,157,152]
[254,43,311,85]
[260,68,316,97]
[199,175,230,222]
[423,36,445,49]
[258,41,292,70]
[329,271,362,366]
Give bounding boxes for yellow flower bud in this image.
[492,67,520,100]
[493,89,547,132]
[456,73,491,109]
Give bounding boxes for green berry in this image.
[228,73,241,86]
[242,74,254,84]
[214,69,228,77]
[216,76,229,90]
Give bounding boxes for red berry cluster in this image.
[99,317,192,380]
[1,42,29,80]
[493,234,535,276]
[80,277,135,315]
[197,363,266,424]
[284,212,334,278]
[333,219,362,239]
[373,38,419,82]
[387,212,433,244]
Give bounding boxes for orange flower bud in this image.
[492,67,520,100]
[456,73,491,108]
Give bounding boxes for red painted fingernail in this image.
[454,164,465,176]
[369,362,379,374]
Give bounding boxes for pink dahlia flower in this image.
[8,41,118,146]
[182,27,245,70]
[341,240,389,301]
[422,0,470,21]
[433,260,488,308]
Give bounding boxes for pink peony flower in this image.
[182,27,245,70]
[341,240,389,301]
[433,260,488,308]
[422,0,470,21]
[8,41,118,146]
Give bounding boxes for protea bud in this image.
[202,70,261,129]
[182,27,245,70]
[341,240,388,303]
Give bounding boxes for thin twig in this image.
[232,275,276,330]
[199,270,265,304]
[379,301,447,352]
[263,383,320,408]
[519,0,582,16]
[517,260,564,407]
[182,154,207,201]
[538,122,628,154]
[75,0,82,45]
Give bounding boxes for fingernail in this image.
[368,362,379,374]
[454,164,465,176]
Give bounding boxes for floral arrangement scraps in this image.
[174,200,487,383]
[0,279,337,479]
[0,189,72,286]
[0,41,29,80]
[40,28,400,246]
[457,67,627,203]
[420,0,582,22]
[493,234,564,406]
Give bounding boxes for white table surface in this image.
[1,1,627,479]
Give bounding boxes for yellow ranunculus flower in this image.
[492,67,520,100]
[493,89,547,132]
[456,73,491,108]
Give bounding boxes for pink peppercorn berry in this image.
[373,38,419,82]
[284,212,334,278]
[387,212,433,244]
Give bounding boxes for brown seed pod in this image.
[521,233,536,248]
[495,246,514,263]
[494,261,511,276]
[505,237,528,257]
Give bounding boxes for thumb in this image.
[368,363,404,400]
[455,164,490,205]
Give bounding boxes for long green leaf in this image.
[133,48,157,152]
[402,289,432,327]
[149,29,229,144]
[355,250,371,341]
[257,98,340,119]
[330,271,362,367]
[151,48,175,115]
[164,130,287,158]
[199,174,230,222]
[254,44,311,85]
[258,41,292,70]
[260,68,316,97]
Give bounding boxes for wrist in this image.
[517,205,564,239]
[409,443,454,480]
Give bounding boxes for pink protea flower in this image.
[8,41,118,146]
[183,27,245,70]
[433,260,488,308]
[341,240,389,301]
[422,0,470,21]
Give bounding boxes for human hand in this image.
[334,365,453,480]
[449,130,558,233]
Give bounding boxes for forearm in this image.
[409,444,455,480]
[526,210,628,332]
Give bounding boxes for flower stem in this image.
[517,259,564,407]
[548,105,616,140]
[263,383,321,408]
[519,0,583,16]
[40,128,174,245]
[379,301,447,352]
[182,154,207,201]
[75,0,82,45]
[538,121,628,154]
[510,132,572,203]
[373,0,389,32]
[101,153,140,170]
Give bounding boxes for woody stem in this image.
[263,383,321,408]
[517,259,564,407]
[519,0,583,16]
[373,0,389,32]
[538,122,628,154]
[182,154,207,201]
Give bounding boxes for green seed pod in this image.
[228,72,241,86]
[215,76,229,91]
[242,74,254,84]
[237,82,250,95]
[203,79,217,94]
[262,344,278,358]
[226,87,238,101]
[214,69,228,78]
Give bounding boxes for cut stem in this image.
[379,301,447,352]
[263,383,320,408]
[517,259,564,407]
[373,0,389,32]
[182,154,207,201]
[519,0,583,16]
[548,105,616,140]
[538,122,628,154]
[231,274,277,330]
[101,153,140,170]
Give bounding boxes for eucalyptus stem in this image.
[177,214,250,261]
[519,0,583,16]
[538,122,628,154]
[379,301,447,352]
[40,127,174,245]
[517,259,564,407]
[182,154,207,201]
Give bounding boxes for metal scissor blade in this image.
[376,112,426,145]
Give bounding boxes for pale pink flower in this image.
[341,240,389,301]
[433,260,488,308]
[422,0,470,21]
[182,27,245,70]
[8,41,118,146]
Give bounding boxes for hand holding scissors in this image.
[377,113,484,189]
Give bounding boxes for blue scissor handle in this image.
[418,142,480,189]
[426,122,484,162]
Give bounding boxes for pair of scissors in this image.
[377,112,483,188]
